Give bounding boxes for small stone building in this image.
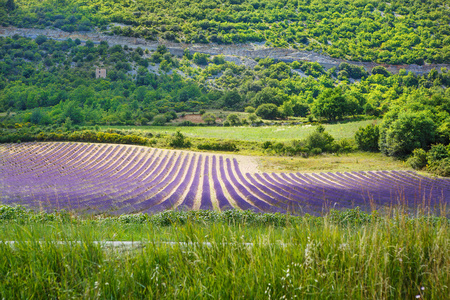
[95,68,107,79]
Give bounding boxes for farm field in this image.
[102,119,378,142]
[1,142,448,216]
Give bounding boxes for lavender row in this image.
[2,143,450,214]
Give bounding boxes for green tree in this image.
[221,90,242,108]
[30,108,44,125]
[305,125,335,152]
[407,148,427,170]
[354,124,380,151]
[248,113,258,124]
[255,103,278,120]
[278,101,294,119]
[152,115,166,126]
[371,66,390,77]
[380,111,436,157]
[35,35,47,45]
[252,87,285,107]
[6,0,15,11]
[62,101,84,124]
[244,106,255,113]
[312,88,349,121]
[292,100,309,117]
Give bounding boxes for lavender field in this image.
[1,142,449,215]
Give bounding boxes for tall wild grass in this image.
[0,206,448,299]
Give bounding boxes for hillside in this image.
[2,26,450,75]
[1,34,449,125]
[0,0,449,65]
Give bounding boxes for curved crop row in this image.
[1,142,449,215]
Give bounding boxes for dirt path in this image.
[1,26,448,74]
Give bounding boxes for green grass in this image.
[259,152,412,173]
[0,206,448,299]
[102,119,379,142]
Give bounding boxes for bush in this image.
[311,88,350,121]
[355,124,380,151]
[380,111,436,157]
[262,141,272,149]
[244,106,255,113]
[426,144,449,164]
[193,52,209,65]
[180,120,196,126]
[152,115,167,126]
[310,147,322,155]
[197,141,238,152]
[371,66,390,77]
[428,158,450,177]
[335,138,356,153]
[226,113,240,126]
[305,125,335,152]
[255,103,278,120]
[202,112,216,125]
[407,148,428,170]
[169,131,191,148]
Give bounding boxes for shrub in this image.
[428,158,450,177]
[310,147,322,155]
[407,148,427,170]
[193,52,209,65]
[305,125,335,152]
[335,138,356,153]
[202,112,216,125]
[152,115,166,126]
[248,113,258,124]
[255,103,278,120]
[169,131,191,148]
[426,144,449,164]
[226,113,240,126]
[311,88,350,121]
[355,124,380,151]
[197,141,238,152]
[262,141,272,149]
[380,111,436,157]
[371,66,390,77]
[244,106,255,113]
[180,120,196,126]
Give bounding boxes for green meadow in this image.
[103,119,378,142]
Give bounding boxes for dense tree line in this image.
[0,0,449,64]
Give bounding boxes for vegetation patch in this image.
[0,205,448,299]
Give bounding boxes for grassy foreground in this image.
[0,206,449,299]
